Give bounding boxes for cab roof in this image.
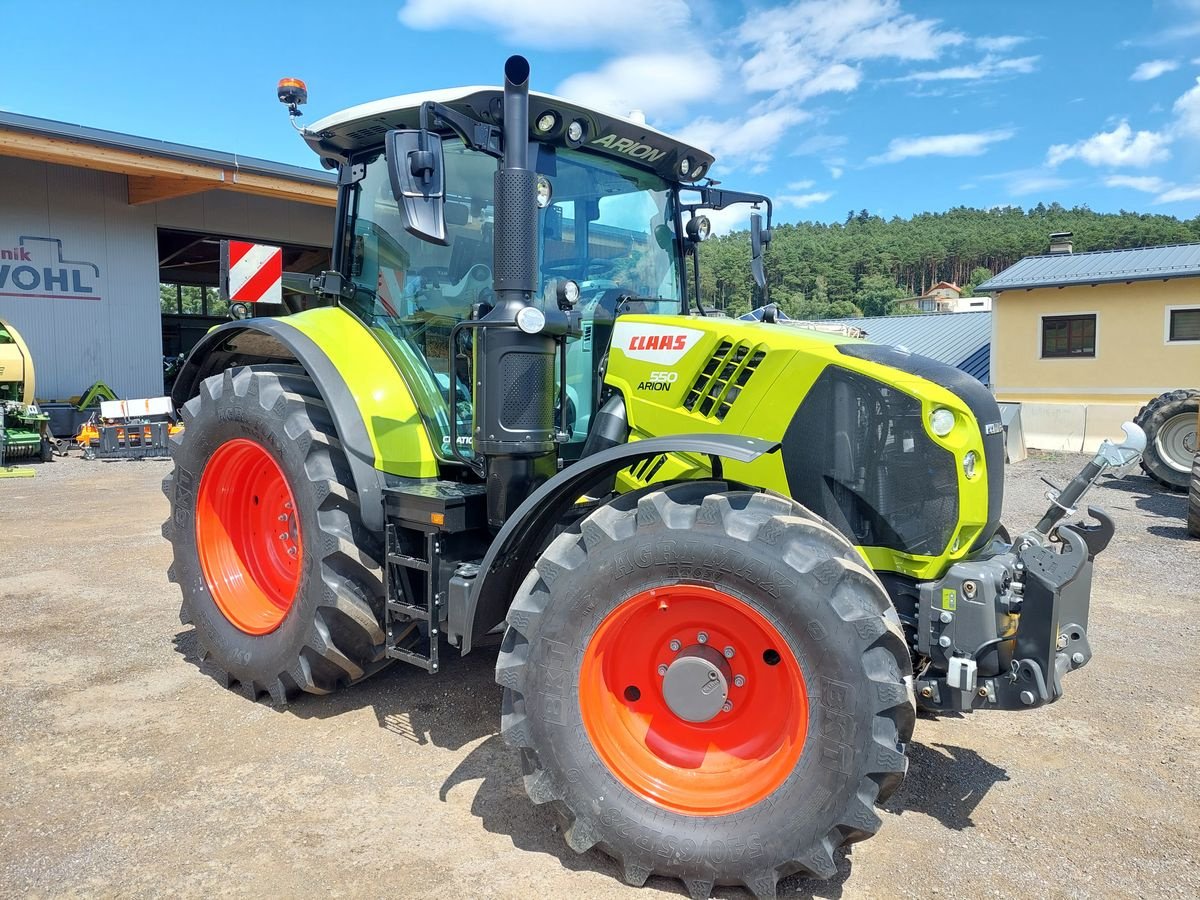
[303,86,714,184]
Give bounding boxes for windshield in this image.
[342,139,682,461]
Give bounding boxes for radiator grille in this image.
[682,341,767,421]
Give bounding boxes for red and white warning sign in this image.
[221,240,283,304]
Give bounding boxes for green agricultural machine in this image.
[163,57,1145,897]
[0,317,53,473]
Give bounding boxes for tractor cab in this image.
[301,85,745,462]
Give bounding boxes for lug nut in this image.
[287,547,297,557]
[697,631,708,644]
[669,639,681,652]
[657,664,668,676]
[284,501,293,510]
[278,533,289,541]
[278,514,288,522]
[722,700,733,713]
[733,674,746,688]
[723,646,735,659]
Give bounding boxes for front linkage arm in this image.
[914,424,1145,714]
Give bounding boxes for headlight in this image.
[535,111,558,134]
[515,306,546,335]
[566,119,586,144]
[963,450,978,479]
[930,407,955,436]
[536,175,553,209]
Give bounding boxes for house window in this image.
[1041,314,1096,358]
[1167,307,1200,342]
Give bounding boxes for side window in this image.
[1041,314,1096,358]
[1167,306,1200,343]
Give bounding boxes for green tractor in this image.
[163,57,1145,897]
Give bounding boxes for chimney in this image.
[1049,231,1073,254]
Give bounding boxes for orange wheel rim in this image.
[195,438,302,635]
[579,584,809,816]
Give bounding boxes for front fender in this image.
[455,434,780,653]
[170,311,438,531]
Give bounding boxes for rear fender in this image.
[455,434,780,653]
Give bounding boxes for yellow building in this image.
[979,239,1200,451]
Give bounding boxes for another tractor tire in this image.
[497,482,915,899]
[1134,389,1199,492]
[162,365,388,703]
[1188,451,1200,539]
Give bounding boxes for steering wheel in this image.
[544,258,617,276]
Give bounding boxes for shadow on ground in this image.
[883,741,1010,831]
[171,630,1010,897]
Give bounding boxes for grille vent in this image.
[628,454,668,484]
[682,341,767,421]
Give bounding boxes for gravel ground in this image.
[1,451,1197,898]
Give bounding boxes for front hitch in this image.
[914,424,1144,714]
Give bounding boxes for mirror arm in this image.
[418,101,503,159]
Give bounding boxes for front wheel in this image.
[496,482,915,898]
[162,366,388,703]
[1135,389,1199,492]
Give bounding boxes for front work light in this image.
[536,111,559,134]
[686,215,711,242]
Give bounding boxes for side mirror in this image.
[750,213,770,292]
[386,129,448,246]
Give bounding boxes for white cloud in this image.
[1131,59,1179,81]
[869,129,1015,164]
[1046,121,1172,168]
[701,204,761,236]
[1104,174,1170,192]
[1172,77,1200,138]
[778,191,834,207]
[787,179,815,190]
[902,54,1039,82]
[1156,184,1200,203]
[976,35,1027,53]
[397,0,689,47]
[1007,173,1073,196]
[678,107,810,164]
[555,52,720,120]
[739,0,964,93]
[828,165,843,179]
[794,63,862,101]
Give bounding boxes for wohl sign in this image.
[0,235,102,301]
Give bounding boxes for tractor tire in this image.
[496,482,915,899]
[162,365,388,703]
[1134,389,1199,492]
[1188,452,1200,539]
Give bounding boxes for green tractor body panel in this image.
[604,315,996,580]
[266,306,440,479]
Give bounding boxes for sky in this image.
[4,0,1200,231]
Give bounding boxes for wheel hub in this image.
[661,647,730,723]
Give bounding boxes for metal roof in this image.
[795,311,992,383]
[0,110,335,186]
[977,242,1200,292]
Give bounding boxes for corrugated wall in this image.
[0,156,331,400]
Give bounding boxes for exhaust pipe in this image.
[476,55,558,529]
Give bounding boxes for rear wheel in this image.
[496,482,915,898]
[1134,389,1199,492]
[162,366,388,702]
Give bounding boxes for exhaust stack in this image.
[475,55,558,529]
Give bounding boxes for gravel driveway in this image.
[1,451,1197,898]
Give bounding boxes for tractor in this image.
[163,57,1145,897]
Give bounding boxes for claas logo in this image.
[628,334,688,351]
